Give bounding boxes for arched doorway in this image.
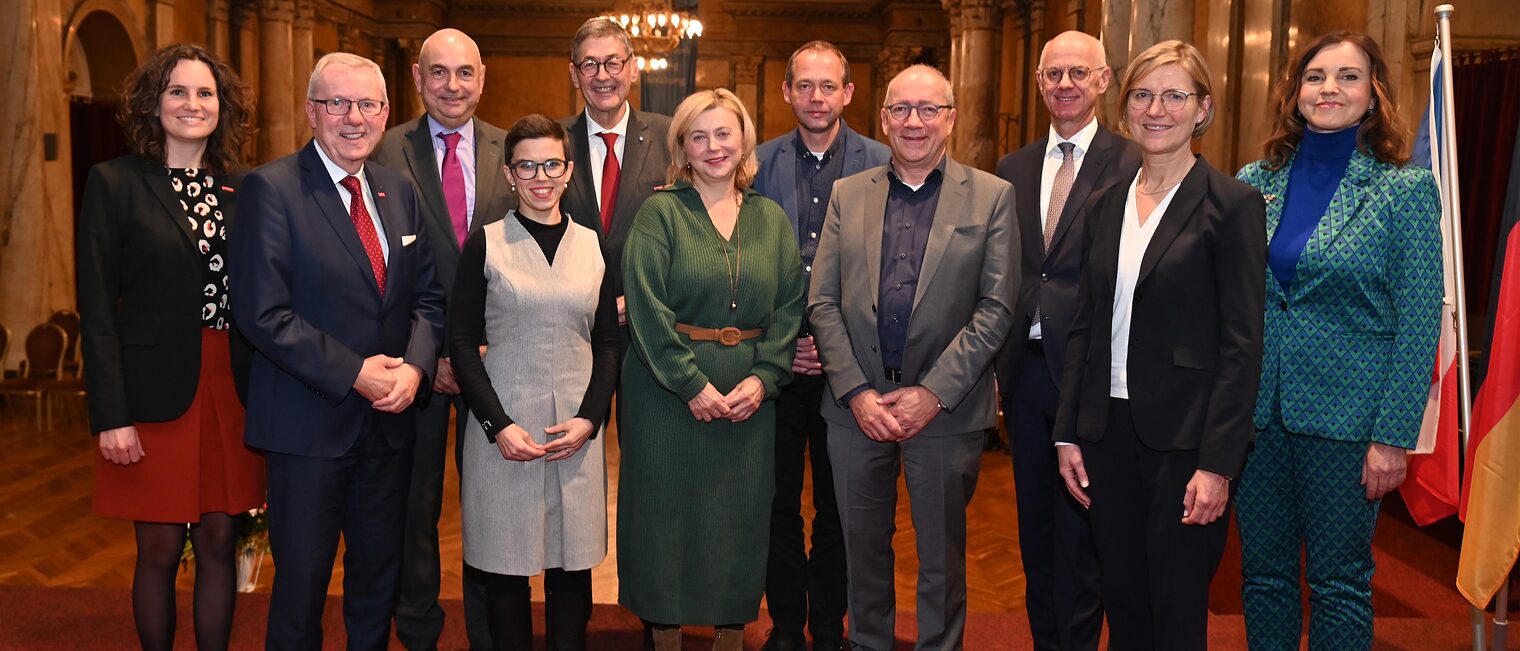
[66,10,137,218]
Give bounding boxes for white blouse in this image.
[1109,170,1181,399]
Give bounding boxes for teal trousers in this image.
[1235,413,1381,650]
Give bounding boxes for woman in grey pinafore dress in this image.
[449,114,620,650]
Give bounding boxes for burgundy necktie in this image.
[338,175,387,295]
[597,132,621,234]
[438,131,469,246]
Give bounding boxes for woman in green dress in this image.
[618,88,804,650]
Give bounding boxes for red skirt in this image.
[93,329,265,523]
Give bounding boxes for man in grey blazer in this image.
[372,28,514,651]
[752,41,891,651]
[808,64,1017,651]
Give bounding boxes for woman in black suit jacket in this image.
[77,43,261,651]
[1052,40,1266,650]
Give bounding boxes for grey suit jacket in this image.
[807,157,1019,436]
[752,121,891,237]
[558,109,673,298]
[372,115,514,300]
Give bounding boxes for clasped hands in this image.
[687,376,766,423]
[354,354,424,413]
[495,417,597,462]
[1056,445,1230,525]
[848,386,941,442]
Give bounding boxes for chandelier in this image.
[606,0,703,71]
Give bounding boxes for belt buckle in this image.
[718,327,742,346]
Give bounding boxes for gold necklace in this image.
[708,192,743,311]
[1137,165,1189,196]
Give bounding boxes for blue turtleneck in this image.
[1269,125,1360,287]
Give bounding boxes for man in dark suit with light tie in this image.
[372,28,514,651]
[229,52,445,650]
[993,30,1140,651]
[559,17,672,335]
[808,64,1016,651]
[751,40,890,651]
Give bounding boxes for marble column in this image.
[951,0,1002,170]
[0,0,76,369]
[875,46,917,138]
[396,37,424,122]
[232,1,258,101]
[1201,0,1241,171]
[1129,0,1195,57]
[292,0,313,148]
[1100,0,1132,126]
[1237,0,1289,175]
[998,1,1024,151]
[207,0,231,61]
[258,0,295,162]
[942,1,962,108]
[153,0,175,48]
[1023,0,1047,146]
[732,55,764,128]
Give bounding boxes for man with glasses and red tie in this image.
[993,30,1140,651]
[559,17,672,342]
[229,53,445,650]
[372,28,515,651]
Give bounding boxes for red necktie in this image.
[338,175,387,295]
[438,131,469,246]
[597,132,620,234]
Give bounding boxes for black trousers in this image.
[1003,341,1103,651]
[395,393,493,651]
[1081,399,1229,651]
[763,373,847,642]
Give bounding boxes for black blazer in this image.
[371,115,514,302]
[1052,156,1266,478]
[994,126,1141,388]
[557,108,672,298]
[77,154,251,433]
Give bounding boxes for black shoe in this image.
[811,637,847,651]
[760,631,807,651]
[545,589,591,651]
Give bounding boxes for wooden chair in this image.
[0,323,68,429]
[47,310,81,378]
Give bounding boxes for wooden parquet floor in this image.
[0,402,1027,614]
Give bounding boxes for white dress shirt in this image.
[1109,170,1180,399]
[427,114,477,229]
[313,141,388,262]
[1030,117,1099,340]
[584,103,631,215]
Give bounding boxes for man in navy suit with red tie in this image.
[229,52,445,650]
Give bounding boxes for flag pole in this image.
[1433,4,1505,647]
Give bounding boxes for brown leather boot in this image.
[712,625,744,651]
[651,625,683,651]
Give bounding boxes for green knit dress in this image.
[618,182,804,625]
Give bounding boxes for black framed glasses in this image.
[574,56,628,78]
[884,103,953,122]
[1127,89,1198,112]
[1038,65,1106,84]
[509,159,569,180]
[311,97,387,117]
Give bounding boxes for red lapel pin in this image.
[377,191,387,198]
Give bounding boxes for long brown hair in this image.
[1261,31,1408,170]
[119,43,255,175]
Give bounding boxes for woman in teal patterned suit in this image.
[1235,31,1442,649]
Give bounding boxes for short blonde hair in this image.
[665,89,759,188]
[1118,40,1214,139]
[308,52,387,100]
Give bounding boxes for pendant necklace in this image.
[712,192,743,311]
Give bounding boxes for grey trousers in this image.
[827,422,984,651]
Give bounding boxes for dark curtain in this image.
[70,97,129,222]
[638,0,699,116]
[1454,53,1520,328]
[1480,71,1520,384]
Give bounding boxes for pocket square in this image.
[401,234,417,246]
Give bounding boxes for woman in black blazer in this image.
[1052,40,1266,650]
[77,43,261,651]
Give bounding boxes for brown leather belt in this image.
[675,323,763,346]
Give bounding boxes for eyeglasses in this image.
[1038,66,1106,84]
[574,56,627,78]
[1126,89,1199,112]
[311,97,387,117]
[509,159,569,180]
[884,103,953,122]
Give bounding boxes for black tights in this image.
[132,513,238,651]
[471,565,592,598]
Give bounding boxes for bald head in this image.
[413,28,485,129]
[1036,30,1110,138]
[884,64,954,107]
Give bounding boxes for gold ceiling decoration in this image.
[606,0,703,71]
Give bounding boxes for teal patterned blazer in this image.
[1236,149,1442,449]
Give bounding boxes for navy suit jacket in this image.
[994,126,1141,389]
[229,141,446,458]
[753,121,892,239]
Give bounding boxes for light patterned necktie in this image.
[1033,142,1076,330]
